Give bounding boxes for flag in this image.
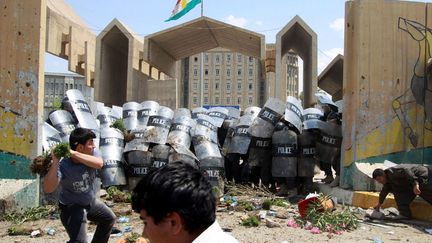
[165,0,202,22]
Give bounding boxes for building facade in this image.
[283,52,299,98]
[44,72,94,119]
[184,48,264,110]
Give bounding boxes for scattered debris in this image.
[107,187,132,203]
[118,216,130,223]
[30,230,42,238]
[7,225,33,236]
[265,218,280,228]
[2,205,57,224]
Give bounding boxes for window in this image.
[249,83,253,90]
[249,69,253,76]
[249,56,253,62]
[237,69,242,75]
[227,69,231,76]
[194,69,198,76]
[215,97,219,104]
[216,69,220,76]
[205,69,208,75]
[194,57,198,62]
[237,54,242,62]
[204,97,208,104]
[205,54,209,63]
[226,97,231,104]
[237,97,241,104]
[226,83,231,90]
[193,82,198,90]
[237,82,242,90]
[248,97,253,104]
[204,83,208,90]
[215,55,220,63]
[227,54,231,63]
[215,82,219,90]
[193,96,198,104]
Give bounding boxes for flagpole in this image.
[200,0,204,106]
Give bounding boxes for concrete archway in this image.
[275,15,317,107]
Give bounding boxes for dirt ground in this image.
[1,192,431,243]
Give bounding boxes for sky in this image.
[45,0,348,76]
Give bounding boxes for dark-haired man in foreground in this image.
[373,164,432,219]
[132,162,238,243]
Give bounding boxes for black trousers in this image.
[394,180,432,218]
[60,198,116,243]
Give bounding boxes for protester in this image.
[132,162,238,243]
[44,128,116,243]
[373,164,432,218]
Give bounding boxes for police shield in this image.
[48,110,76,142]
[227,114,255,155]
[144,106,174,144]
[99,127,127,187]
[137,101,159,128]
[207,107,229,127]
[174,108,191,119]
[167,116,196,148]
[97,106,120,129]
[271,122,298,177]
[122,102,140,131]
[249,98,285,138]
[192,107,208,119]
[248,137,272,167]
[200,157,225,191]
[221,119,238,156]
[297,130,318,177]
[226,107,240,120]
[244,106,261,116]
[66,89,99,132]
[315,120,342,164]
[124,150,153,190]
[169,144,198,168]
[123,127,149,152]
[43,122,62,151]
[284,96,304,134]
[151,144,170,168]
[303,108,324,130]
[192,114,219,144]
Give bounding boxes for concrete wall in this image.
[342,0,432,190]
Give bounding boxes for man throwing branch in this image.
[373,164,432,219]
[44,128,116,243]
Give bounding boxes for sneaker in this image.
[329,176,340,187]
[322,175,334,184]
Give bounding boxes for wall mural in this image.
[393,17,432,148]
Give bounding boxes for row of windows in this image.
[193,68,254,77]
[45,82,83,91]
[194,54,255,64]
[192,96,254,105]
[192,82,254,91]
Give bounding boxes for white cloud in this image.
[318,47,344,74]
[255,20,263,26]
[330,17,344,39]
[225,15,248,28]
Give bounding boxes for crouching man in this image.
[44,128,116,243]
[132,162,238,243]
[373,164,432,219]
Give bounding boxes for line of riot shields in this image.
[43,89,342,196]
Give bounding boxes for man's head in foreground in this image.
[132,162,216,243]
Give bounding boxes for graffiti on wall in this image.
[393,17,432,148]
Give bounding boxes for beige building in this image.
[184,48,263,110]
[283,52,299,98]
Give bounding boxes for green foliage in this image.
[7,225,33,236]
[262,198,289,210]
[241,215,260,227]
[107,186,132,203]
[53,143,71,158]
[304,194,358,232]
[52,98,62,110]
[238,201,254,211]
[110,118,127,132]
[3,205,57,224]
[125,232,141,243]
